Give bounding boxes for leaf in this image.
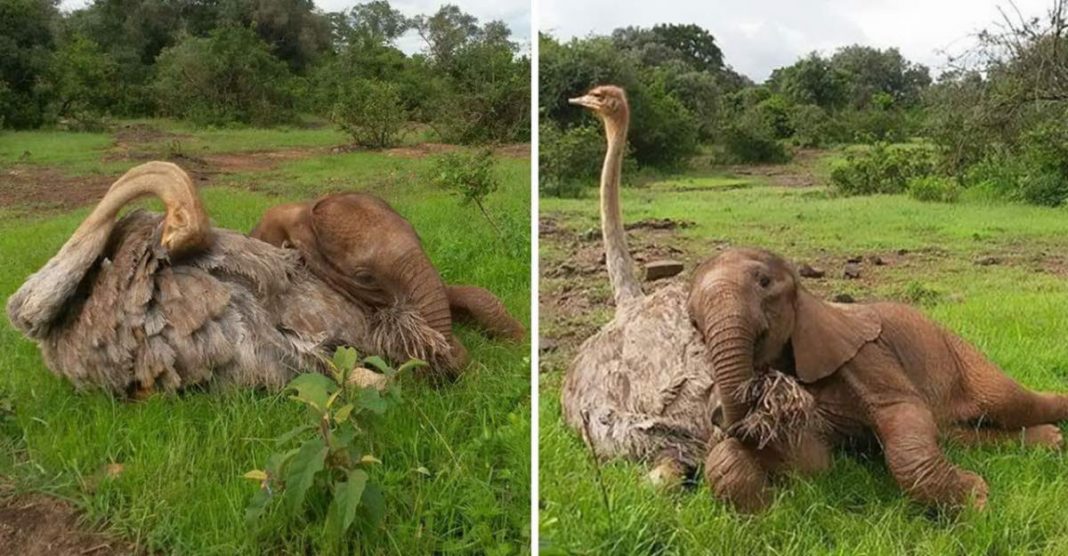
[325,469,368,537]
[243,470,268,481]
[286,373,337,412]
[413,466,431,476]
[362,355,391,373]
[359,483,386,525]
[334,403,355,423]
[282,437,328,517]
[357,388,388,415]
[333,346,359,373]
[274,423,315,446]
[359,455,381,465]
[245,484,272,525]
[396,358,428,376]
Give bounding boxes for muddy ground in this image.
[0,487,136,555]
[0,122,530,212]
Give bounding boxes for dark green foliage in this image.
[48,34,118,129]
[830,143,935,196]
[153,27,296,126]
[538,120,608,197]
[0,0,59,129]
[721,109,790,163]
[907,176,961,203]
[331,79,407,148]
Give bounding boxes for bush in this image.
[332,79,407,148]
[720,106,790,163]
[539,120,608,197]
[788,103,843,148]
[153,27,296,126]
[429,149,503,233]
[907,175,961,203]
[830,143,934,195]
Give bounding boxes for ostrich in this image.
[559,86,725,484]
[559,86,816,490]
[6,161,462,395]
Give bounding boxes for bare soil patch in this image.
[0,490,137,555]
[725,148,825,188]
[382,142,530,159]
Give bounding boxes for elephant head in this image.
[251,193,460,367]
[687,248,881,427]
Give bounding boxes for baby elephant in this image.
[689,247,1068,512]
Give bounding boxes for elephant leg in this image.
[872,401,988,509]
[953,335,1068,427]
[446,285,526,340]
[945,424,1064,450]
[761,430,834,477]
[704,437,773,513]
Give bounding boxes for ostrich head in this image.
[569,85,629,125]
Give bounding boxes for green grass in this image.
[540,169,1068,555]
[0,141,531,553]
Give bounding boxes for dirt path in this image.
[0,490,137,555]
[725,148,826,188]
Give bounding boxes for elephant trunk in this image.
[392,246,452,339]
[697,302,758,427]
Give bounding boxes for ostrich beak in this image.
[568,95,598,109]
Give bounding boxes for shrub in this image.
[720,107,790,163]
[788,103,842,148]
[153,27,296,126]
[332,79,407,148]
[907,175,961,203]
[830,143,934,195]
[245,348,423,550]
[539,120,607,197]
[429,149,502,233]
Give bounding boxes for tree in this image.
[0,0,59,128]
[153,26,296,125]
[48,34,118,125]
[413,4,478,71]
[767,53,847,109]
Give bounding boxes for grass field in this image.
[539,151,1068,555]
[0,124,531,554]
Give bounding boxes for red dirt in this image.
[0,491,137,555]
[725,148,825,188]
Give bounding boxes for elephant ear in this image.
[791,289,881,383]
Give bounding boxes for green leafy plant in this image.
[830,142,934,196]
[245,347,425,543]
[332,78,408,148]
[429,149,503,234]
[907,175,961,203]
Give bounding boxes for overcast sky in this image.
[540,0,1055,82]
[57,0,531,55]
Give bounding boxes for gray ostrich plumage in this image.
[6,161,450,394]
[559,87,723,468]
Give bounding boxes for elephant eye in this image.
[758,275,771,288]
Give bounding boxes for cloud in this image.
[539,0,1053,81]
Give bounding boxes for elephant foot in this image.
[646,457,686,490]
[1023,424,1064,449]
[955,471,988,511]
[704,437,772,514]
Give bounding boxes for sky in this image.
[539,0,1055,82]
[57,0,531,55]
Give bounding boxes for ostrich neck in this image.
[600,117,642,309]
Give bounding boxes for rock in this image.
[645,260,684,281]
[797,263,825,279]
[869,255,886,266]
[975,256,1000,266]
[843,262,862,279]
[833,293,855,303]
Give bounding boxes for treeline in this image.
[541,2,1068,207]
[0,0,529,145]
